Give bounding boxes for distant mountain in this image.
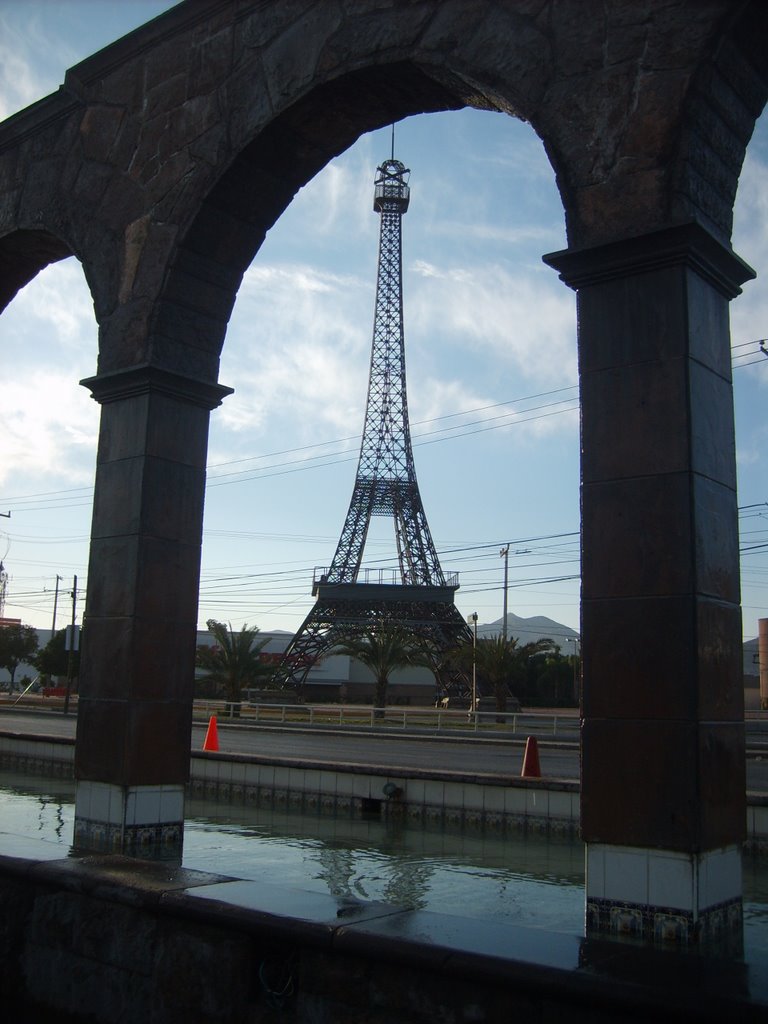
[477,613,579,647]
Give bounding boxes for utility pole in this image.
[469,612,478,717]
[499,545,509,641]
[51,574,62,636]
[63,575,77,715]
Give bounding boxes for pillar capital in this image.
[80,363,233,410]
[543,222,755,298]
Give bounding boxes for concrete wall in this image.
[2,838,767,1023]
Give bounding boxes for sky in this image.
[0,1,765,646]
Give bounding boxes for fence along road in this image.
[2,705,768,791]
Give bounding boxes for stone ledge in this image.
[1,842,767,1023]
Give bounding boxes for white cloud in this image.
[0,8,80,120]
[0,370,98,489]
[216,261,372,442]
[0,260,99,490]
[407,260,577,385]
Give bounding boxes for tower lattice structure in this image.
[280,152,471,693]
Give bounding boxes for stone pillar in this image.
[73,365,232,859]
[544,223,754,947]
[760,618,768,711]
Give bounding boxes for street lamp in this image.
[499,545,509,641]
[469,612,478,716]
[569,635,580,704]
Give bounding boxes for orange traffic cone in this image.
[521,735,541,778]
[203,715,219,752]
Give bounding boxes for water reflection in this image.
[180,795,586,931]
[37,793,66,841]
[0,770,766,958]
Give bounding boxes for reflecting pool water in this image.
[1,769,766,961]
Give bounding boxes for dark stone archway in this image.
[0,0,766,946]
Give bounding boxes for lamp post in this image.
[569,635,580,704]
[469,612,478,716]
[499,545,509,641]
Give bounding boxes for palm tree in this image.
[196,619,272,714]
[413,637,470,705]
[475,634,557,712]
[335,620,421,710]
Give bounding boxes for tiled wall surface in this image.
[187,751,580,834]
[1,733,766,846]
[74,780,185,856]
[586,842,744,944]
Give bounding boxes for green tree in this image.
[0,623,39,692]
[415,637,472,705]
[34,627,81,680]
[475,634,557,712]
[335,621,421,710]
[195,619,272,714]
[522,649,579,708]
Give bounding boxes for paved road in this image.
[3,708,768,791]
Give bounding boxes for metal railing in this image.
[192,700,581,739]
[312,567,460,588]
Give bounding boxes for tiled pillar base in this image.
[73,781,185,861]
[586,843,743,948]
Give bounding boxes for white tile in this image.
[74,780,92,818]
[124,790,138,825]
[648,850,694,911]
[604,847,648,904]
[318,770,337,795]
[335,777,354,800]
[423,780,445,805]
[464,785,483,812]
[407,779,425,804]
[752,806,768,839]
[352,774,374,797]
[443,782,464,809]
[133,789,161,824]
[89,782,114,822]
[585,844,606,899]
[483,787,505,813]
[548,791,574,820]
[698,846,742,909]
[504,788,526,814]
[159,786,184,822]
[273,766,290,789]
[256,766,274,788]
[525,788,549,817]
[287,768,306,792]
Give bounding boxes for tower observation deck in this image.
[278,149,471,695]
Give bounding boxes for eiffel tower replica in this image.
[279,141,472,695]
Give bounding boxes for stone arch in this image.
[0,229,73,313]
[86,0,768,382]
[149,63,464,383]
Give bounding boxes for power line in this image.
[2,336,765,510]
